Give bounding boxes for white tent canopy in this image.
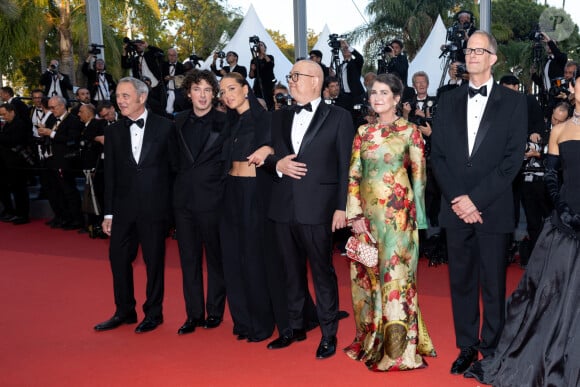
[407,15,449,95]
[201,5,293,88]
[311,24,333,67]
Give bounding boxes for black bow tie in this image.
[125,118,144,128]
[293,102,313,114]
[169,63,175,67]
[468,85,488,98]
[108,120,116,125]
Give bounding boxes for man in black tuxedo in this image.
[37,96,84,230]
[430,31,527,375]
[161,48,185,115]
[121,40,165,104]
[172,70,227,335]
[39,59,73,101]
[264,60,354,359]
[94,77,177,334]
[210,51,247,79]
[0,87,30,124]
[82,56,116,104]
[385,39,409,86]
[338,40,365,108]
[0,103,32,224]
[69,88,92,117]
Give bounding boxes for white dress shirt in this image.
[130,110,148,162]
[467,77,494,156]
[291,97,321,154]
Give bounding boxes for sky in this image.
[224,0,580,46]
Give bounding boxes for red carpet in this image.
[0,220,523,386]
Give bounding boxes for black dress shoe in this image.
[177,318,204,335]
[247,335,270,343]
[135,317,163,333]
[61,221,82,230]
[11,216,30,225]
[464,360,485,381]
[94,313,138,331]
[204,316,222,329]
[450,346,478,374]
[236,334,248,340]
[337,310,350,320]
[267,329,307,349]
[316,335,337,359]
[0,213,15,222]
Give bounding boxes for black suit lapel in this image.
[471,85,500,157]
[175,111,195,164]
[282,109,294,153]
[298,103,329,155]
[119,124,137,166]
[454,85,470,160]
[138,114,157,165]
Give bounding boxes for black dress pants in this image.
[175,208,225,320]
[108,218,167,319]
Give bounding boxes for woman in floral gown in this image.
[345,73,436,371]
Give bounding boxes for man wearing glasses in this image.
[431,31,527,375]
[264,60,354,359]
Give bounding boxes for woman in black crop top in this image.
[218,72,275,342]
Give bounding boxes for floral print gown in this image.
[344,118,436,371]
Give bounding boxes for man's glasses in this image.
[463,48,494,55]
[286,72,315,82]
[47,105,58,109]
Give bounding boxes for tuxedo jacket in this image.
[210,63,248,79]
[44,113,83,170]
[265,102,354,225]
[172,108,228,212]
[430,82,528,233]
[339,49,365,99]
[81,62,117,101]
[79,118,106,170]
[103,112,176,223]
[121,47,164,84]
[161,61,185,89]
[0,116,30,168]
[39,71,73,101]
[531,40,567,90]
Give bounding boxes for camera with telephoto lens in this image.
[328,34,347,50]
[549,77,571,97]
[525,141,541,153]
[217,51,226,59]
[353,103,370,117]
[89,43,105,56]
[274,93,293,106]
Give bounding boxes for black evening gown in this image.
[470,140,580,386]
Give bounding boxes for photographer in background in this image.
[121,38,165,103]
[272,83,293,110]
[437,61,467,97]
[78,103,106,238]
[211,51,247,79]
[385,39,409,86]
[40,59,73,102]
[530,32,567,116]
[249,39,275,110]
[500,75,551,266]
[0,103,33,225]
[441,11,476,65]
[162,48,185,115]
[82,54,116,104]
[338,39,365,114]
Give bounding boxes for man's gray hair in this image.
[118,77,149,97]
